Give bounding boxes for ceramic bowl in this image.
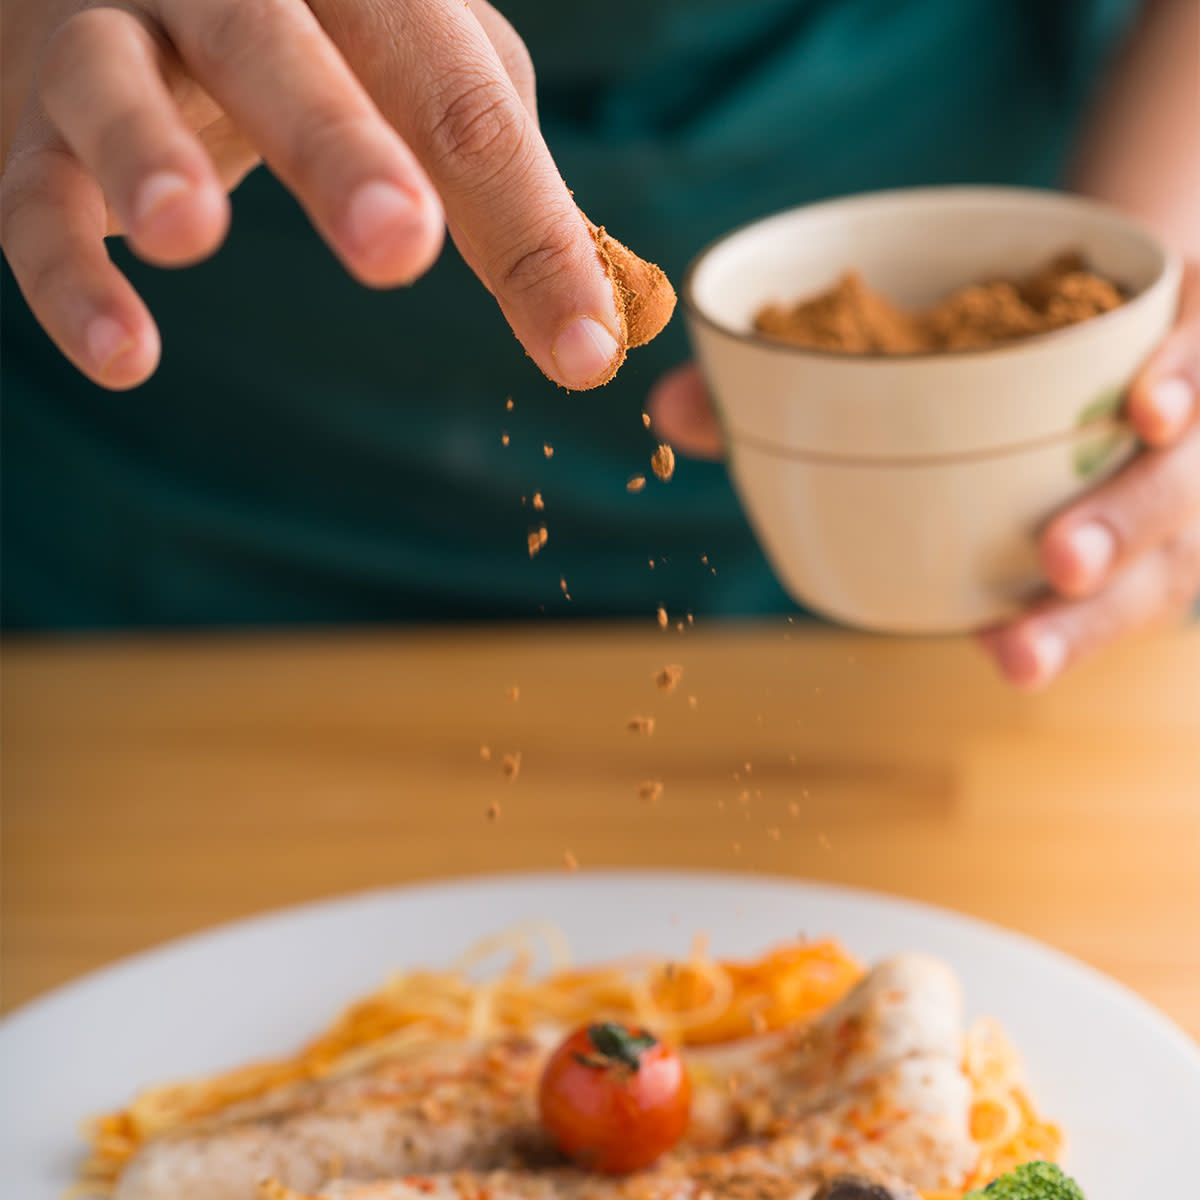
[683,186,1181,633]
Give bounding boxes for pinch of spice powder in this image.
[527,526,548,557]
[651,443,675,482]
[628,715,656,735]
[627,475,647,493]
[502,752,522,780]
[655,664,684,691]
[532,492,545,511]
[656,606,669,629]
[639,780,664,804]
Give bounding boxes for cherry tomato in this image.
[537,1022,691,1173]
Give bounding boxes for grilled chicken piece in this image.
[259,1051,966,1199]
[115,955,974,1200]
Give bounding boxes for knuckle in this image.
[497,222,580,298]
[185,0,292,76]
[422,72,526,188]
[40,10,110,96]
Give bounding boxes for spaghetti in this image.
[74,930,1060,1199]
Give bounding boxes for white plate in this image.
[2,871,1197,1198]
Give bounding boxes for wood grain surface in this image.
[3,622,1198,1039]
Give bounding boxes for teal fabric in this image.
[1,0,1141,629]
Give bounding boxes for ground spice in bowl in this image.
[753,252,1125,354]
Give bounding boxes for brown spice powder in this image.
[754,252,1124,354]
[655,664,684,691]
[651,443,675,482]
[638,780,664,804]
[527,527,548,557]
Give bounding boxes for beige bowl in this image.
[683,186,1181,633]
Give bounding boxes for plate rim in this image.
[4,866,1198,1072]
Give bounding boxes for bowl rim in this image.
[681,185,1180,364]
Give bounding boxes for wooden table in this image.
[3,622,1199,1040]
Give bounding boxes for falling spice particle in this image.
[543,443,554,458]
[732,842,742,855]
[686,613,694,626]
[651,443,675,482]
[627,475,647,493]
[486,802,501,822]
[789,801,801,818]
[502,752,522,780]
[744,762,753,774]
[656,606,669,629]
[505,397,514,411]
[675,621,685,632]
[480,745,492,761]
[701,555,709,565]
[687,695,698,709]
[788,754,798,765]
[560,576,569,595]
[737,789,751,806]
[638,780,664,804]
[655,663,684,691]
[648,559,656,569]
[766,827,781,841]
[818,833,832,851]
[532,492,545,511]
[642,412,651,429]
[628,715,656,735]
[527,526,548,557]
[501,432,510,446]
[563,850,579,871]
[507,685,520,702]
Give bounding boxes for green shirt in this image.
[0,0,1139,629]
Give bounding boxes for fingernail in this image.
[133,171,192,229]
[85,316,134,373]
[1065,521,1116,589]
[1147,377,1194,438]
[551,316,621,388]
[344,180,423,258]
[1025,629,1068,690]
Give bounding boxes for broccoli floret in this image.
[965,1162,1085,1200]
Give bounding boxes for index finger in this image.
[312,0,628,389]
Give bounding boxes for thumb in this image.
[646,362,725,459]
